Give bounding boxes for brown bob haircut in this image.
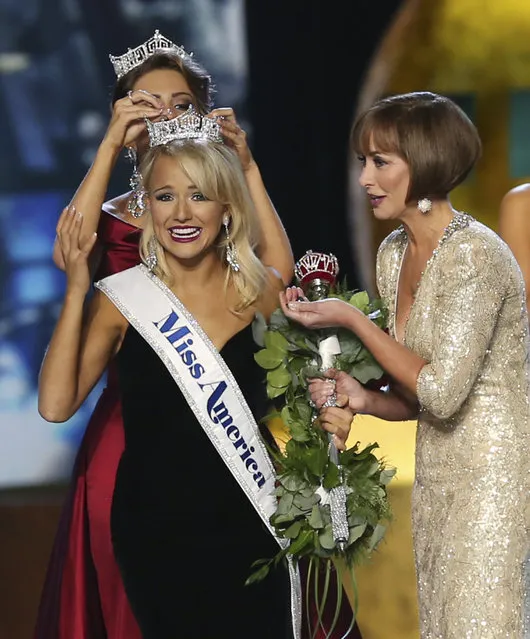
[351,91,482,202]
[112,52,214,115]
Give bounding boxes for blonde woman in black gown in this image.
[38,114,356,637]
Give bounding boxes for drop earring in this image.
[223,216,240,272]
[144,237,158,271]
[126,147,147,218]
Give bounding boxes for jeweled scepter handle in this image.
[295,251,349,553]
[319,347,349,553]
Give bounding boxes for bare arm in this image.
[244,161,294,284]
[212,108,294,285]
[256,266,290,325]
[39,290,124,422]
[53,92,163,269]
[52,141,121,270]
[498,184,530,311]
[361,387,418,421]
[40,209,126,421]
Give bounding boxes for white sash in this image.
[96,264,301,637]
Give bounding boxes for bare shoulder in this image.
[499,184,530,223]
[502,183,530,201]
[255,266,284,321]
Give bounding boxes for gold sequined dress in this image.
[376,212,530,638]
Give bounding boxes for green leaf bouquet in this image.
[249,273,396,636]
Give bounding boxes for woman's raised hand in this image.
[55,206,98,296]
[209,107,253,171]
[103,89,164,152]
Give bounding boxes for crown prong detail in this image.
[146,106,223,147]
[109,30,193,79]
[295,250,339,286]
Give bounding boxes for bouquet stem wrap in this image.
[317,331,349,552]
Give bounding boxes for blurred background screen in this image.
[0,0,249,488]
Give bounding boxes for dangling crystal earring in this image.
[144,237,158,271]
[126,147,147,218]
[223,216,240,272]
[417,197,432,214]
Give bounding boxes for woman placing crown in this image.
[52,30,293,280]
[38,114,355,638]
[34,31,296,639]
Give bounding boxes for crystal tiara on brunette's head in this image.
[146,106,223,147]
[109,30,193,79]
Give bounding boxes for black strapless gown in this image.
[112,323,292,639]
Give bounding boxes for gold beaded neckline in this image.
[401,211,472,298]
[393,212,472,343]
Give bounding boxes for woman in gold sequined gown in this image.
[281,92,530,638]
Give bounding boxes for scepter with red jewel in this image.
[294,250,349,552]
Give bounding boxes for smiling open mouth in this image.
[168,226,202,242]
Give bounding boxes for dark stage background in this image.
[246,1,404,286]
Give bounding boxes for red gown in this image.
[34,211,143,639]
[34,210,361,639]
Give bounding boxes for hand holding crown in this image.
[209,107,254,172]
[103,90,164,153]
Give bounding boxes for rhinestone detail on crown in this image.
[295,250,339,288]
[109,30,193,79]
[146,106,223,147]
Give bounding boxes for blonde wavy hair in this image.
[139,140,268,311]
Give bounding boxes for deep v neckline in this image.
[149,266,255,354]
[393,242,411,345]
[392,211,472,345]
